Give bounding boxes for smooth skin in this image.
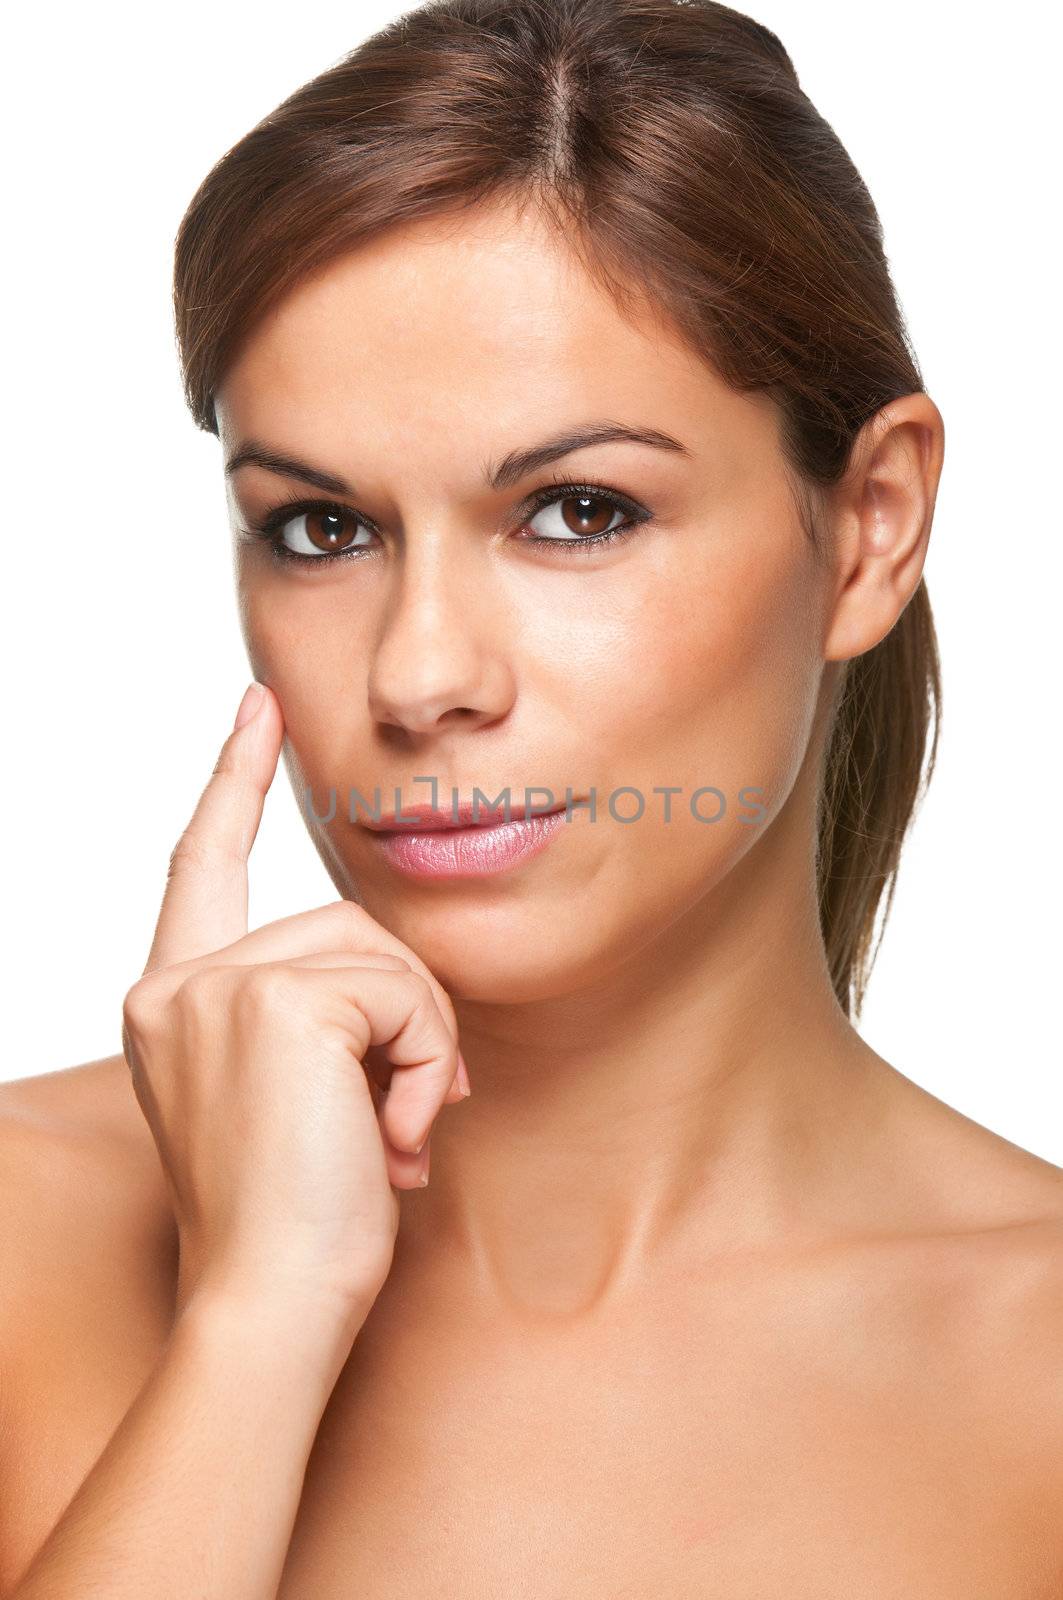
[2,691,468,1600]
[0,194,1061,1597]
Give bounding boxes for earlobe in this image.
[821,393,945,663]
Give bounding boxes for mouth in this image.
[361,798,569,833]
[361,798,572,877]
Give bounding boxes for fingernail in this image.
[233,682,266,731]
[456,1050,472,1097]
[418,1140,430,1185]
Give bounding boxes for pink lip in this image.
[362,799,562,832]
[368,808,569,877]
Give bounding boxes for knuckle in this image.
[171,963,229,1015]
[166,829,209,880]
[330,897,375,942]
[168,810,247,881]
[120,981,146,1031]
[121,975,164,1037]
[231,960,303,1017]
[400,969,437,1012]
[323,901,421,976]
[120,977,174,1093]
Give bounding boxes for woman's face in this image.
[214,199,834,1003]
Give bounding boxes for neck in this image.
[392,796,898,1323]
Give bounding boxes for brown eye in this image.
[527,491,627,542]
[564,495,614,535]
[276,507,373,559]
[304,510,360,553]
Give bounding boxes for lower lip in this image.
[368,809,569,878]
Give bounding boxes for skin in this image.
[1,195,1061,1595]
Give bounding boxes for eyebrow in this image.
[224,421,691,496]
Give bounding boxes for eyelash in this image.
[239,479,652,570]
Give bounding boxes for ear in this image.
[822,392,945,663]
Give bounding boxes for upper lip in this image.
[361,798,569,832]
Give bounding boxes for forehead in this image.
[214,199,766,472]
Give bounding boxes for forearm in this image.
[8,1293,354,1600]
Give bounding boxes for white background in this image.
[3,2,1059,1161]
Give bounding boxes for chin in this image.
[343,886,602,1005]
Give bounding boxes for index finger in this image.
[161,897,462,1050]
[144,681,282,974]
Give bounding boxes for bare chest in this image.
[7,1246,1061,1599]
[274,1286,1061,1599]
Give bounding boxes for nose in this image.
[366,527,515,737]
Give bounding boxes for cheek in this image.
[594,543,820,984]
[237,581,365,789]
[652,545,819,810]
[537,527,823,956]
[537,529,821,816]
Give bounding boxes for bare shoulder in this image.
[0,1058,177,1589]
[871,1056,1063,1431]
[0,1051,165,1213]
[866,1049,1063,1232]
[944,1162,1063,1524]
[0,1049,149,1133]
[0,1054,175,1347]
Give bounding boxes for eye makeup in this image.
[235,477,654,569]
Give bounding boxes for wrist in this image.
[176,1279,368,1393]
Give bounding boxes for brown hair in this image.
[173,0,941,1021]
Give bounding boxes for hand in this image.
[120,682,470,1342]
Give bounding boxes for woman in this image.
[1,0,1060,1593]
